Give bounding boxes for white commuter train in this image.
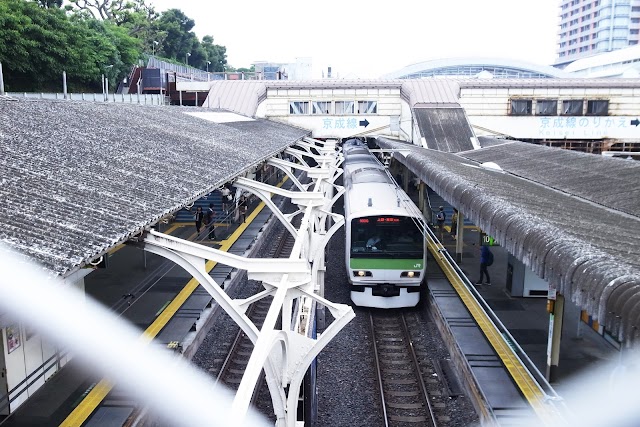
[342,138,427,308]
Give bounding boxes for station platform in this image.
[435,223,619,405]
[0,195,272,427]
[0,190,620,426]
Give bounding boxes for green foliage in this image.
[155,9,197,61]
[202,35,226,72]
[0,0,230,91]
[35,0,62,7]
[0,0,142,91]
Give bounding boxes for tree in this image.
[67,0,150,24]
[201,35,226,72]
[155,9,200,64]
[0,0,140,91]
[35,0,62,7]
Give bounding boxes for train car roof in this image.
[344,182,416,219]
[344,166,393,186]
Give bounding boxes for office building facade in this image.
[556,0,640,67]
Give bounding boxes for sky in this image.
[148,0,560,78]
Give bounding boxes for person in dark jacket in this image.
[192,206,204,234]
[206,203,216,240]
[476,246,492,286]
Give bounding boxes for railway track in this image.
[215,227,295,405]
[370,311,438,427]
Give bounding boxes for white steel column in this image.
[142,139,353,426]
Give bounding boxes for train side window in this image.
[562,99,584,115]
[336,101,355,114]
[357,101,377,114]
[586,100,609,115]
[510,99,532,115]
[289,101,309,115]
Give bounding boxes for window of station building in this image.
[289,101,309,115]
[357,101,377,114]
[335,101,355,115]
[312,101,331,115]
[510,99,532,115]
[536,100,558,116]
[587,100,609,115]
[562,100,584,116]
[631,40,639,45]
[633,5,640,11]
[632,29,640,34]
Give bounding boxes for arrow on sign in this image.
[631,119,640,127]
[359,119,370,128]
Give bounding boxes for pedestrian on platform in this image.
[220,186,232,214]
[451,208,458,240]
[192,206,204,235]
[436,206,446,240]
[238,196,248,223]
[206,203,216,240]
[476,246,493,286]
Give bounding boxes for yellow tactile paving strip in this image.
[427,237,560,425]
[60,190,272,426]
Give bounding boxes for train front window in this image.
[351,216,423,257]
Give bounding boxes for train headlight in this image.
[354,270,372,277]
[401,271,420,278]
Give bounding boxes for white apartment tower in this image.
[556,0,640,67]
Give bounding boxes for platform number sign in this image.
[480,232,498,247]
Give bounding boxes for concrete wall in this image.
[0,270,86,414]
[260,87,405,139]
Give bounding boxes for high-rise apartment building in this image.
[556,0,640,67]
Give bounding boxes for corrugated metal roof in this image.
[459,141,640,218]
[0,99,309,276]
[375,138,640,345]
[400,80,461,105]
[412,107,475,153]
[203,79,466,116]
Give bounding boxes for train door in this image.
[0,330,8,416]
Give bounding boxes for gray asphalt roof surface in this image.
[0,99,309,276]
[376,136,640,345]
[413,107,475,153]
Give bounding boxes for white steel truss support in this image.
[266,157,306,191]
[233,177,324,238]
[142,234,289,420]
[142,145,354,426]
[267,156,331,183]
[302,136,335,150]
[284,147,311,169]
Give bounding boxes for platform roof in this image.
[0,99,309,277]
[376,136,640,345]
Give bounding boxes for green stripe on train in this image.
[350,258,423,270]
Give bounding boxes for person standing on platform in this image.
[476,245,493,286]
[192,206,204,235]
[206,203,216,240]
[238,196,248,223]
[436,206,446,241]
[450,208,458,240]
[220,186,232,214]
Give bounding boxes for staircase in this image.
[174,190,228,223]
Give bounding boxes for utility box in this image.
[506,253,549,298]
